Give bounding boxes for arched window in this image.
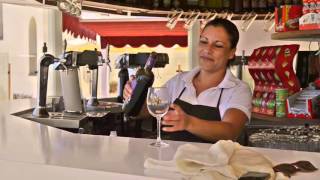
[29,17,37,76]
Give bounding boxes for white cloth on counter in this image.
[144,140,288,180]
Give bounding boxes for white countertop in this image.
[0,99,320,179]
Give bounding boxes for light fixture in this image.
[57,0,82,17]
[57,0,70,11]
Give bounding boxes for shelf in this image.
[38,0,271,20]
[271,29,320,41]
[249,112,320,128]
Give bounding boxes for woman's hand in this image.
[123,75,135,102]
[162,104,191,132]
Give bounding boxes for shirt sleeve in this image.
[222,82,252,120]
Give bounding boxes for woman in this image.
[124,18,252,143]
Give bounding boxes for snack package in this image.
[249,44,301,116]
[275,5,303,32]
[299,13,320,30]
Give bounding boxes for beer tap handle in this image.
[105,44,112,72]
[59,60,68,70]
[63,39,67,53]
[42,42,47,54]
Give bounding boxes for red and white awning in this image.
[62,13,188,48]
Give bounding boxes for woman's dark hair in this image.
[203,18,239,49]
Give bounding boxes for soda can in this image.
[276,101,286,118]
[317,0,320,13]
[267,99,276,109]
[303,0,310,14]
[275,88,289,102]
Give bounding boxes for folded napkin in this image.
[144,140,288,180]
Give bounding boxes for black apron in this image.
[164,87,224,143]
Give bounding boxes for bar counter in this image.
[0,99,320,179]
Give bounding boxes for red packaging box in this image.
[275,5,303,32]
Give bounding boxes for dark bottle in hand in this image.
[123,52,157,117]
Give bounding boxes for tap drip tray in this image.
[48,112,83,120]
[86,100,123,114]
[12,108,89,129]
[85,111,109,118]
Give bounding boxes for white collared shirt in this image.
[164,67,252,119]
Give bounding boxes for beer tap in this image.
[87,48,104,106]
[32,43,58,118]
[33,40,105,117]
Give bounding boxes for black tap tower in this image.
[32,54,56,117]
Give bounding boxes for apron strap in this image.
[177,87,186,99]
[177,87,224,107]
[216,88,224,107]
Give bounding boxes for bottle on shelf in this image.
[276,0,285,7]
[267,0,276,11]
[258,0,268,12]
[284,0,292,5]
[141,0,153,8]
[153,0,160,9]
[235,0,244,13]
[198,0,206,9]
[222,0,234,11]
[243,0,252,12]
[125,0,136,5]
[251,0,260,11]
[291,0,302,5]
[177,0,186,9]
[186,0,198,9]
[163,0,172,8]
[208,0,223,10]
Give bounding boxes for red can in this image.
[309,0,317,13]
[316,0,320,13]
[303,0,310,14]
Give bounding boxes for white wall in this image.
[233,20,318,55]
[0,3,43,99]
[0,3,60,100]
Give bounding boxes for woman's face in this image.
[197,25,236,73]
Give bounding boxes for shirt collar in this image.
[182,67,238,89]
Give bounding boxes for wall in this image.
[0,4,41,99]
[0,3,60,100]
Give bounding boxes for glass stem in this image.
[156,116,162,144]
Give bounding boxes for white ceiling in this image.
[0,0,57,9]
[0,0,41,6]
[80,10,166,22]
[0,0,166,21]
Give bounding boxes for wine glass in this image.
[147,87,170,148]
